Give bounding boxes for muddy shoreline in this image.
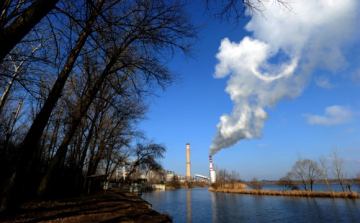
[0,191,171,223]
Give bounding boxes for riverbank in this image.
[0,190,172,223]
[209,187,360,198]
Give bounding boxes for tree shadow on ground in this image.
[0,191,171,223]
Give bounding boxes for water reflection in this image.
[187,189,191,223]
[142,188,360,223]
[210,190,216,223]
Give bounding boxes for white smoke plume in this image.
[210,0,360,156]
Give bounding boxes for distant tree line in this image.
[278,148,359,192]
[211,148,360,193]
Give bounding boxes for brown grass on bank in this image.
[217,182,247,190]
[214,182,247,190]
[209,188,360,199]
[0,190,172,223]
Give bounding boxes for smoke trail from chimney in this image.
[210,0,360,156]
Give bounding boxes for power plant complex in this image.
[185,143,216,183]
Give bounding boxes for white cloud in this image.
[315,76,336,89]
[210,0,360,156]
[345,148,360,152]
[351,67,360,84]
[343,158,360,163]
[345,128,356,133]
[304,105,353,126]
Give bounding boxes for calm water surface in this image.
[142,187,360,223]
[262,183,359,192]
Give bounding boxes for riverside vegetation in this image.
[209,187,360,198]
[210,150,360,199]
[209,178,360,198]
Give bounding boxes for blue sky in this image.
[139,0,360,181]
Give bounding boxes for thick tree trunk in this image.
[80,117,97,170]
[0,0,59,61]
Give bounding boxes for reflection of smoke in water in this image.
[210,0,360,156]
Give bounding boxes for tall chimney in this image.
[209,156,216,183]
[186,143,191,181]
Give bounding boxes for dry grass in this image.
[219,183,247,190]
[0,191,172,223]
[209,188,360,199]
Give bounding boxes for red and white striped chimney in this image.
[209,155,216,183]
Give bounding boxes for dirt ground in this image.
[0,190,172,223]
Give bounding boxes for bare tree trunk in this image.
[74,109,101,187]
[331,148,346,192]
[319,156,332,192]
[73,119,97,192]
[3,94,25,150]
[68,128,84,171]
[0,44,40,113]
[47,110,62,162]
[0,0,58,61]
[83,132,99,192]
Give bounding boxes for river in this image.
[142,187,360,223]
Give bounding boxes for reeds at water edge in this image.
[209,188,360,198]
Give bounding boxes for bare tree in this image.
[0,43,41,113]
[319,155,332,192]
[2,94,25,150]
[216,168,229,189]
[344,173,353,192]
[331,148,346,192]
[277,173,296,191]
[288,156,322,191]
[0,0,59,61]
[122,143,165,185]
[205,0,292,23]
[229,170,240,189]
